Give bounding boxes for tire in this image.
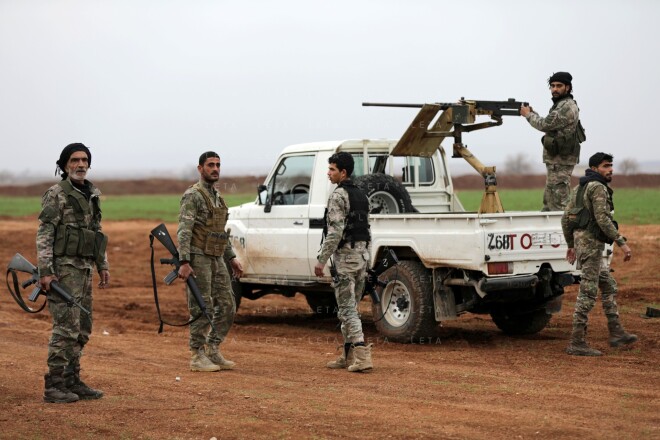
[354,174,414,214]
[304,293,338,318]
[371,260,437,343]
[490,309,552,335]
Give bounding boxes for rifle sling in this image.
[6,269,46,314]
[149,233,203,333]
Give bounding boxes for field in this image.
[0,179,658,439]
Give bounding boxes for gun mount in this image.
[362,98,527,213]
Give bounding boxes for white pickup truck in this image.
[226,138,579,342]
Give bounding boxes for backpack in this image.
[565,184,591,236]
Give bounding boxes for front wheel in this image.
[490,309,551,335]
[372,260,437,343]
[304,293,338,318]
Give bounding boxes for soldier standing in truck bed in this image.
[521,71,584,211]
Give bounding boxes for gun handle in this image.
[21,277,38,289]
[28,286,42,302]
[370,290,381,305]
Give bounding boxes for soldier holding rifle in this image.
[177,151,243,372]
[37,143,109,403]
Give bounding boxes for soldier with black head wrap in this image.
[521,71,584,211]
[37,142,109,403]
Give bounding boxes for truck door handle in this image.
[293,221,304,226]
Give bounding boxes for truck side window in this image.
[392,156,434,185]
[268,155,314,205]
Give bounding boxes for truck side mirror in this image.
[258,184,272,212]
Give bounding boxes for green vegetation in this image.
[1,188,659,224]
[454,188,660,225]
[0,193,256,222]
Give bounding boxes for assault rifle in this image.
[6,253,90,314]
[149,223,217,333]
[363,249,399,304]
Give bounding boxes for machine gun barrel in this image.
[363,102,425,108]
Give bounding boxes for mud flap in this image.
[433,270,457,321]
[544,295,563,315]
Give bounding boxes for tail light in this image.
[487,262,513,275]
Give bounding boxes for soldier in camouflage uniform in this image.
[37,143,109,403]
[561,152,637,356]
[314,152,373,372]
[521,71,582,211]
[177,151,243,372]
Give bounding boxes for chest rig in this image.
[322,180,371,248]
[190,183,229,256]
[53,179,108,266]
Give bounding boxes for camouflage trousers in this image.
[47,264,93,371]
[572,231,620,326]
[187,253,236,350]
[333,242,369,344]
[543,163,575,211]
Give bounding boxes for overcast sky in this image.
[0,0,657,182]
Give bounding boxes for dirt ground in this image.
[0,219,658,440]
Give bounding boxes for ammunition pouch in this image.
[543,133,580,158]
[192,231,228,257]
[54,224,108,263]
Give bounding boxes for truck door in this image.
[247,154,315,278]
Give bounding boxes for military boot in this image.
[43,369,79,404]
[608,319,638,347]
[348,344,373,372]
[205,344,235,370]
[66,365,104,400]
[326,343,354,369]
[565,324,602,357]
[190,347,221,372]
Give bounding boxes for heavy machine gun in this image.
[363,98,527,213]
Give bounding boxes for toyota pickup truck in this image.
[226,101,579,342]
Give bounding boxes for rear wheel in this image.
[490,309,551,335]
[372,260,437,343]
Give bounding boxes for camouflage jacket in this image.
[561,181,626,248]
[525,96,580,165]
[318,184,370,264]
[177,179,236,262]
[37,178,109,276]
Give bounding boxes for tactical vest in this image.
[190,183,229,256]
[53,179,108,266]
[542,95,585,158]
[566,181,617,244]
[333,180,371,248]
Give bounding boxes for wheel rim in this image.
[369,191,399,214]
[380,280,411,327]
